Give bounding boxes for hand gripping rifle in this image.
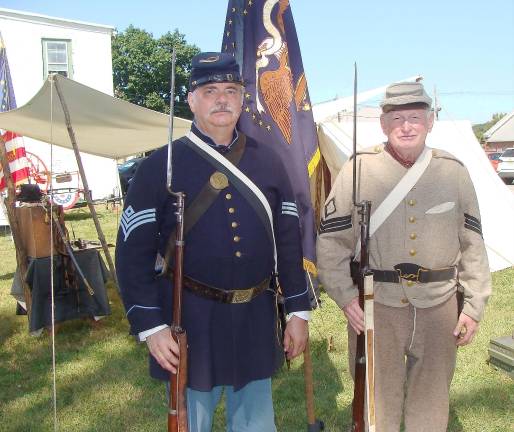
[351,64,376,432]
[166,49,188,432]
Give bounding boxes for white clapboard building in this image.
[0,7,119,215]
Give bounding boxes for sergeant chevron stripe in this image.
[319,215,352,234]
[121,206,156,241]
[464,213,482,237]
[282,201,299,217]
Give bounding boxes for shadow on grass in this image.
[64,211,94,222]
[273,337,344,430]
[448,381,514,431]
[0,271,15,281]
[0,313,27,347]
[0,226,12,237]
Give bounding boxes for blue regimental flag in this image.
[221,0,319,276]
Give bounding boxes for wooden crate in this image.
[16,205,54,258]
[488,335,514,379]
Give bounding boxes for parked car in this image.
[118,157,147,194]
[497,148,514,184]
[487,152,502,171]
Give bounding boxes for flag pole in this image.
[51,75,118,287]
[0,137,32,319]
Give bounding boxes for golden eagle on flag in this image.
[222,0,319,276]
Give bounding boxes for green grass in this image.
[0,205,512,431]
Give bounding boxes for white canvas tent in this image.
[0,74,192,159]
[316,106,514,272]
[0,74,191,221]
[0,74,192,206]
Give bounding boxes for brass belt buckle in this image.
[396,269,420,282]
[231,287,254,304]
[395,263,427,283]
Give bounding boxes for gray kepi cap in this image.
[380,81,432,113]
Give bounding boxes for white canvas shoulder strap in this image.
[354,147,432,258]
[186,131,277,272]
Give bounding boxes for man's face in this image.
[380,108,434,154]
[187,82,243,134]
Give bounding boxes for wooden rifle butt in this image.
[168,329,188,432]
[351,329,366,432]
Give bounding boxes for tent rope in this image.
[49,76,58,432]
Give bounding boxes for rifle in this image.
[166,49,188,432]
[351,64,376,432]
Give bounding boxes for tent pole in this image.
[0,137,32,320]
[52,76,118,287]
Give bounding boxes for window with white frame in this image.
[42,39,73,78]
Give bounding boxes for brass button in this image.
[408,199,416,206]
[409,249,417,256]
[406,281,415,287]
[235,251,242,258]
[401,298,409,304]
[233,236,240,242]
[225,193,232,200]
[409,216,416,223]
[410,233,417,240]
[228,207,235,214]
[231,222,238,228]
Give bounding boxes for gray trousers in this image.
[349,294,458,432]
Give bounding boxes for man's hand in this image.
[146,327,180,373]
[283,315,309,360]
[453,312,479,347]
[343,296,364,335]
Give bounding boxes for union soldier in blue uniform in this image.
[116,52,311,431]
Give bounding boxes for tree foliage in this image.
[112,26,200,119]
[472,112,506,144]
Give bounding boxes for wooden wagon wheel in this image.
[25,151,51,192]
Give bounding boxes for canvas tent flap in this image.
[0,74,191,159]
[317,116,514,272]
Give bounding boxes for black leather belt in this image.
[351,262,457,284]
[183,275,271,304]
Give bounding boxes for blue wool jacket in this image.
[115,127,311,391]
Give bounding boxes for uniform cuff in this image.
[138,324,169,342]
[286,310,311,322]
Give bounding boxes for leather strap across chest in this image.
[162,134,246,274]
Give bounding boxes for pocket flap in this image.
[425,201,455,214]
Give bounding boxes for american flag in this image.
[221,0,320,277]
[0,32,29,191]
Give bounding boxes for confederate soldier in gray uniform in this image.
[317,81,491,431]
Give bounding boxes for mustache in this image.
[209,104,234,114]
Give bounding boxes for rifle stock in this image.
[169,331,188,432]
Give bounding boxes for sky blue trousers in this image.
[168,378,277,432]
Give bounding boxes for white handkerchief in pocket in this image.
[425,201,455,214]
